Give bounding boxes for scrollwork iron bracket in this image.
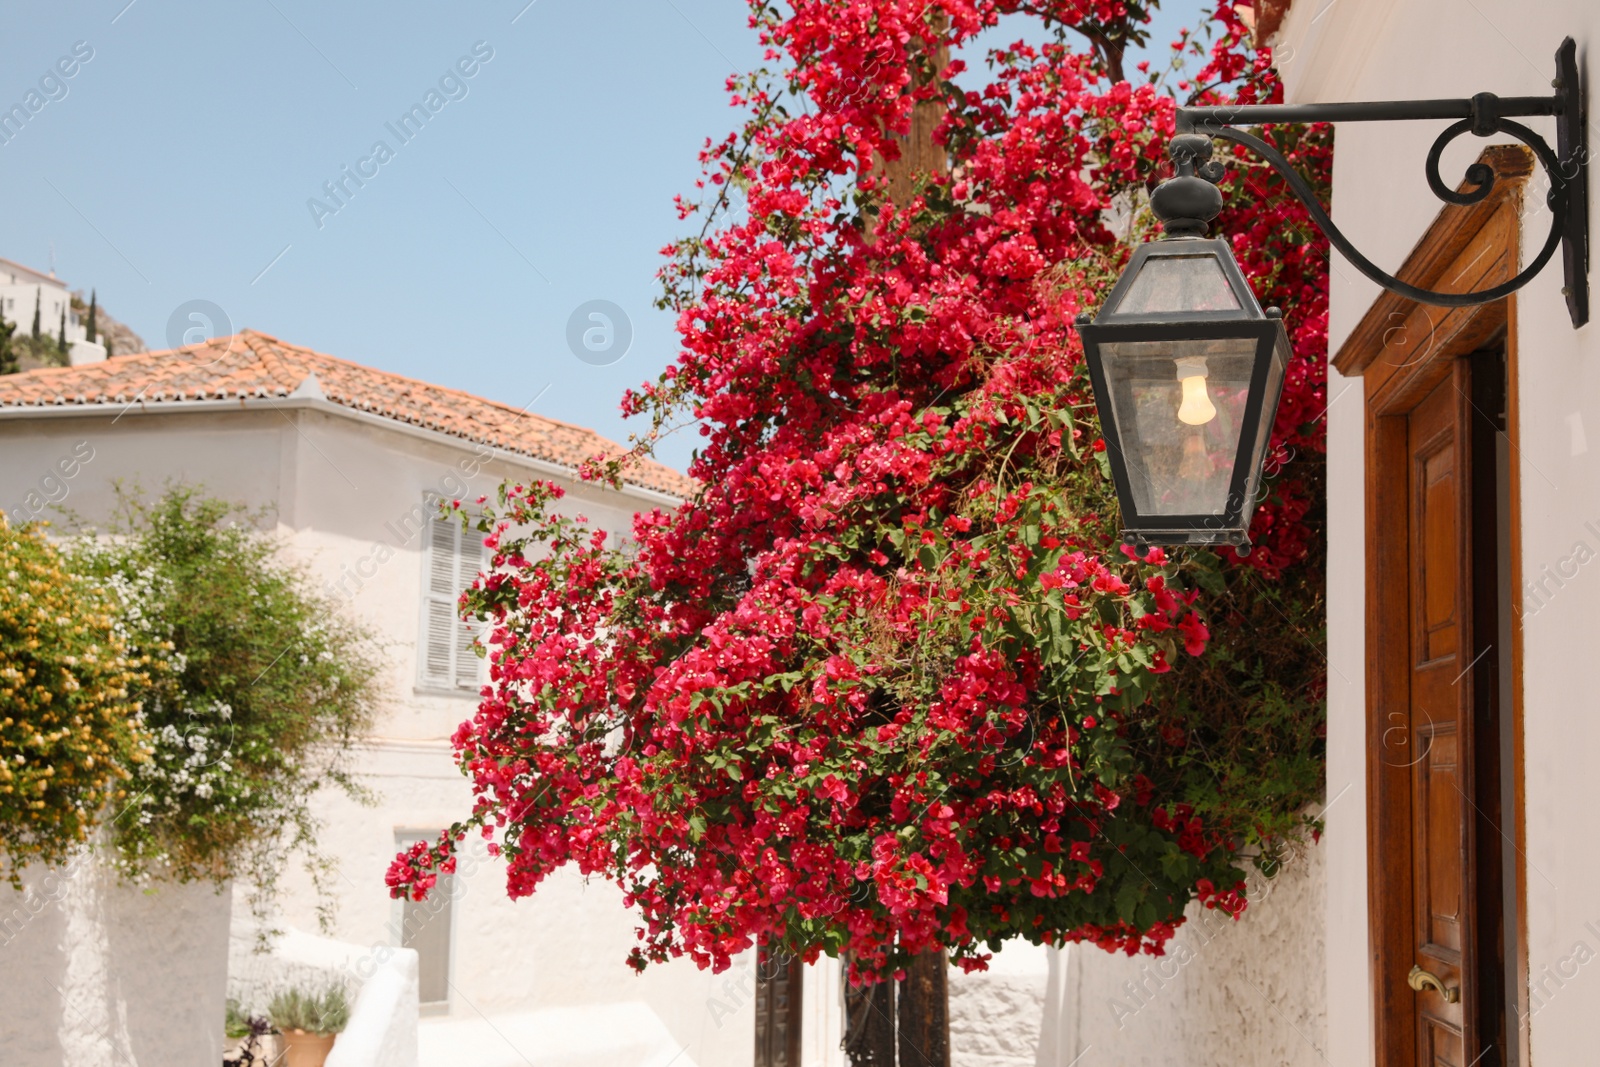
[1154,37,1588,327]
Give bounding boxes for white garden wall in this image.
[946,844,1326,1067]
[0,854,231,1067]
[1054,837,1326,1066]
[328,949,420,1067]
[228,922,420,1067]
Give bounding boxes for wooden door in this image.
[1375,355,1510,1067]
[1338,145,1529,1067]
[1404,368,1475,1064]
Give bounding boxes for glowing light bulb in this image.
[1174,356,1216,426]
[1178,432,1211,481]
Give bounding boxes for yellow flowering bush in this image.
[0,516,152,884]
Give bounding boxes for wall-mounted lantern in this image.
[1077,235,1291,550]
[1077,38,1587,553]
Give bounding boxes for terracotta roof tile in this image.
[0,330,693,498]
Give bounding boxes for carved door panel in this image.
[1405,370,1473,1065]
[1396,358,1509,1067]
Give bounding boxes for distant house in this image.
[0,257,105,365]
[0,331,836,1067]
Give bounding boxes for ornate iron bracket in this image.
[1151,37,1588,327]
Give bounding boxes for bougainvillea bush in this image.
[391,0,1328,981]
[73,487,382,927]
[0,516,150,885]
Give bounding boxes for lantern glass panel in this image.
[1108,254,1242,316]
[1100,336,1259,517]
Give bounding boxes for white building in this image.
[1043,4,1600,1066]
[0,330,848,1067]
[1274,3,1599,1065]
[0,256,106,365]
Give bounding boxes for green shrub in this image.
[224,998,253,1040]
[70,485,381,925]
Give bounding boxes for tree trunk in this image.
[869,9,950,230]
[755,948,804,1067]
[897,952,950,1067]
[850,9,954,1066]
[843,968,897,1066]
[843,951,950,1067]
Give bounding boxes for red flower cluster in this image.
[388,0,1327,980]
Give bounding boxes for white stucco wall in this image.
[940,837,1328,1067]
[0,854,231,1067]
[1275,4,1600,1064]
[1322,358,1371,1067]
[328,946,421,1067]
[1054,838,1327,1066]
[948,940,1057,1067]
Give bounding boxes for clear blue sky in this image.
[1,1,1208,473]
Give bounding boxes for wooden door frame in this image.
[1333,145,1531,1065]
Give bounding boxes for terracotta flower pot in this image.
[280,1029,336,1067]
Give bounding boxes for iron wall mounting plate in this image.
[1554,37,1588,327]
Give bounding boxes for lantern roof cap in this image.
[1093,237,1265,325]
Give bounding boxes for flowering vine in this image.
[391,0,1328,981]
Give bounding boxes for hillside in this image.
[70,291,146,356]
[8,295,147,373]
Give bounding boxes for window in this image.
[419,513,485,692]
[394,830,454,1010]
[609,526,638,557]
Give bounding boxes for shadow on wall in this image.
[0,858,72,1065]
[946,835,1326,1067]
[0,852,232,1067]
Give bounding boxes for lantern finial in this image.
[1150,134,1225,238]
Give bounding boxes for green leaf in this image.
[1115,882,1142,923]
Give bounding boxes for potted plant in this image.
[267,983,350,1067]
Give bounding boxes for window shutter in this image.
[423,599,455,684]
[420,514,484,691]
[454,527,485,690]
